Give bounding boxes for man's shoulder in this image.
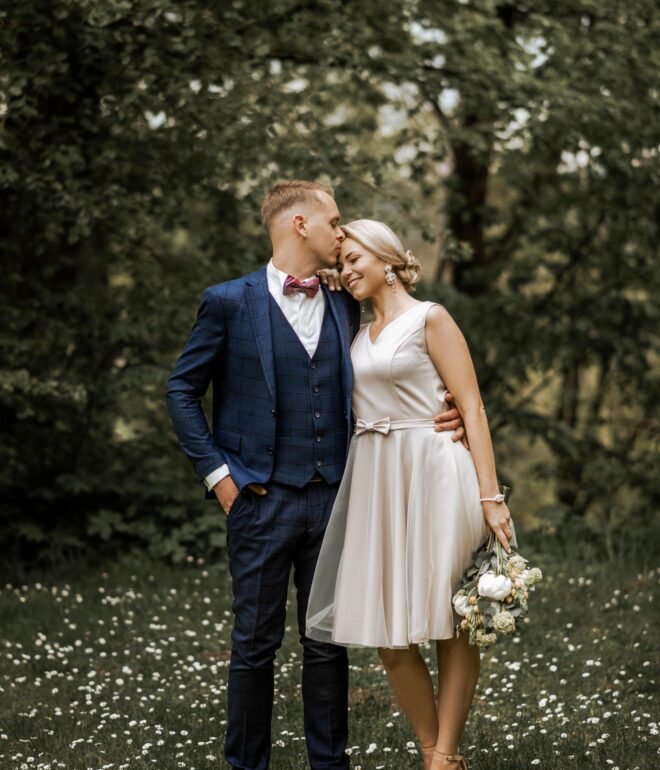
[327,289,361,338]
[203,266,267,302]
[329,286,360,315]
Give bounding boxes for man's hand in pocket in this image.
[213,476,240,514]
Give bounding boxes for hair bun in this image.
[399,249,421,291]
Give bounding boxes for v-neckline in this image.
[367,302,423,345]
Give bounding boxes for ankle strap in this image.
[433,751,466,768]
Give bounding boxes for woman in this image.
[306,220,515,770]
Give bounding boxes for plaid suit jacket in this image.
[166,266,361,492]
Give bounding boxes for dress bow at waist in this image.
[354,417,392,436]
[354,417,436,437]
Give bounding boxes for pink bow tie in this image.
[283,275,320,298]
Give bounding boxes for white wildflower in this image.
[508,554,527,571]
[492,611,516,634]
[521,567,543,587]
[476,630,497,647]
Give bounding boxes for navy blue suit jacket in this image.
[166,266,361,493]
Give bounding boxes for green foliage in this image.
[406,1,660,550]
[0,0,390,562]
[1,0,657,564]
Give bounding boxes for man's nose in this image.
[336,227,345,241]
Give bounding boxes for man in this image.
[166,180,464,769]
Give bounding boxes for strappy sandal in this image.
[432,750,468,769]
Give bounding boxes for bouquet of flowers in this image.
[452,490,543,648]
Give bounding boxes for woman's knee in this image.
[378,645,419,669]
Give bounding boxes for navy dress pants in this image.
[224,480,349,770]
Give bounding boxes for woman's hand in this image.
[316,267,343,291]
[482,501,513,552]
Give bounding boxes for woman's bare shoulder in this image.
[425,302,454,326]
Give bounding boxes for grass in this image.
[0,551,657,770]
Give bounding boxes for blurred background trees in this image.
[1,0,658,566]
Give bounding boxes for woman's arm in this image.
[425,304,513,551]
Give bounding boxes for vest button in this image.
[266,446,273,455]
[310,362,316,369]
[315,435,321,442]
[271,408,276,416]
[315,411,321,418]
[315,459,322,466]
[313,385,319,393]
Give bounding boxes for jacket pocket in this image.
[215,426,241,452]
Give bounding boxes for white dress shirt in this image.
[204,260,326,491]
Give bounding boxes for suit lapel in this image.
[323,286,354,417]
[245,267,276,402]
[244,273,352,418]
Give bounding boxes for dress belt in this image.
[354,417,436,436]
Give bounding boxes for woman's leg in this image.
[378,645,438,768]
[431,633,480,767]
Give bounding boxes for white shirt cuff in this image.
[204,465,230,491]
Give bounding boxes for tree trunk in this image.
[436,118,492,294]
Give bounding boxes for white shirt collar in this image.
[267,259,287,290]
[267,259,318,286]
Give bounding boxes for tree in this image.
[1,0,657,564]
[406,1,660,550]
[0,0,386,563]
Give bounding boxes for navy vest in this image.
[269,295,348,486]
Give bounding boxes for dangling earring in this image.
[384,264,397,289]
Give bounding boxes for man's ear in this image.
[293,213,307,238]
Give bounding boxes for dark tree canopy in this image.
[1,0,658,564]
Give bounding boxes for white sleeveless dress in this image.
[306,301,490,648]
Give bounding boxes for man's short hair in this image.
[261,180,334,232]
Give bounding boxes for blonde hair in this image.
[261,180,334,232]
[341,219,421,291]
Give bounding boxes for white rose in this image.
[452,593,472,617]
[477,572,513,601]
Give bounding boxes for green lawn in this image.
[0,553,657,770]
